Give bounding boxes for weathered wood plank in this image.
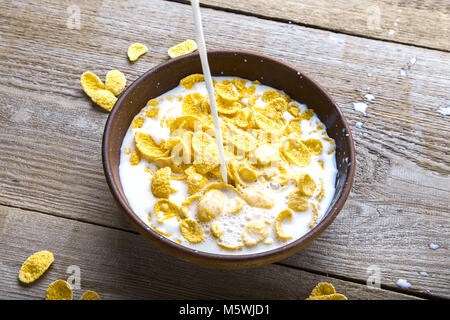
[185,0,450,51]
[0,0,448,298]
[0,205,421,299]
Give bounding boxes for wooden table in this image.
[1,0,448,300]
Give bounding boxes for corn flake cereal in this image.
[154,199,182,223]
[275,209,293,241]
[105,69,126,96]
[282,138,312,167]
[18,250,54,284]
[168,39,198,58]
[128,43,148,62]
[80,71,105,98]
[288,190,309,212]
[197,189,225,222]
[135,131,169,161]
[180,219,205,243]
[151,167,175,198]
[180,73,205,90]
[306,282,347,300]
[129,149,141,166]
[297,174,317,197]
[46,280,73,300]
[242,220,269,246]
[210,221,224,238]
[80,290,101,300]
[91,89,118,112]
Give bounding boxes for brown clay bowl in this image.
[102,50,356,269]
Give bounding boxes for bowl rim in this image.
[102,50,356,267]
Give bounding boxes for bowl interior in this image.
[103,50,355,268]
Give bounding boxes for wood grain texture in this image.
[0,0,448,299]
[186,0,450,51]
[0,204,420,300]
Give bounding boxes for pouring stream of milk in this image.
[191,0,228,183]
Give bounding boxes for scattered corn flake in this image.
[134,131,169,161]
[186,171,209,195]
[196,189,225,222]
[226,197,244,214]
[151,167,174,198]
[168,39,198,59]
[147,98,162,107]
[299,109,314,120]
[306,282,347,300]
[288,190,310,212]
[239,166,257,182]
[240,187,275,209]
[308,202,319,228]
[255,97,287,121]
[192,132,219,174]
[150,223,171,237]
[324,137,336,154]
[128,43,148,62]
[252,79,261,85]
[46,279,73,300]
[129,149,141,166]
[80,290,101,300]
[215,82,240,102]
[262,89,282,102]
[90,89,118,112]
[182,93,205,119]
[282,138,312,167]
[275,209,293,241]
[131,116,145,129]
[210,221,224,238]
[217,239,243,251]
[306,293,348,300]
[80,71,105,98]
[297,174,316,197]
[303,138,323,155]
[223,123,258,152]
[18,250,54,284]
[180,73,205,90]
[253,111,283,134]
[179,219,205,243]
[154,199,182,223]
[242,220,269,246]
[105,69,126,96]
[145,107,159,118]
[248,93,260,107]
[287,103,300,117]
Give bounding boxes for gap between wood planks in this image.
[0,201,431,300]
[167,0,450,53]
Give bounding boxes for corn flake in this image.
[210,221,223,238]
[303,138,323,155]
[297,174,317,197]
[196,189,225,222]
[18,250,54,284]
[128,43,148,62]
[151,167,175,198]
[186,171,209,195]
[134,131,169,161]
[240,187,275,209]
[288,190,309,212]
[129,149,141,166]
[192,132,219,174]
[168,39,198,58]
[180,73,204,90]
[281,138,312,167]
[275,209,293,241]
[239,166,258,182]
[154,199,182,223]
[255,97,287,121]
[105,70,126,96]
[215,82,239,102]
[179,219,205,243]
[131,116,145,129]
[226,197,244,214]
[91,89,118,112]
[80,290,101,300]
[306,282,347,300]
[80,71,105,98]
[46,280,73,300]
[242,220,269,246]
